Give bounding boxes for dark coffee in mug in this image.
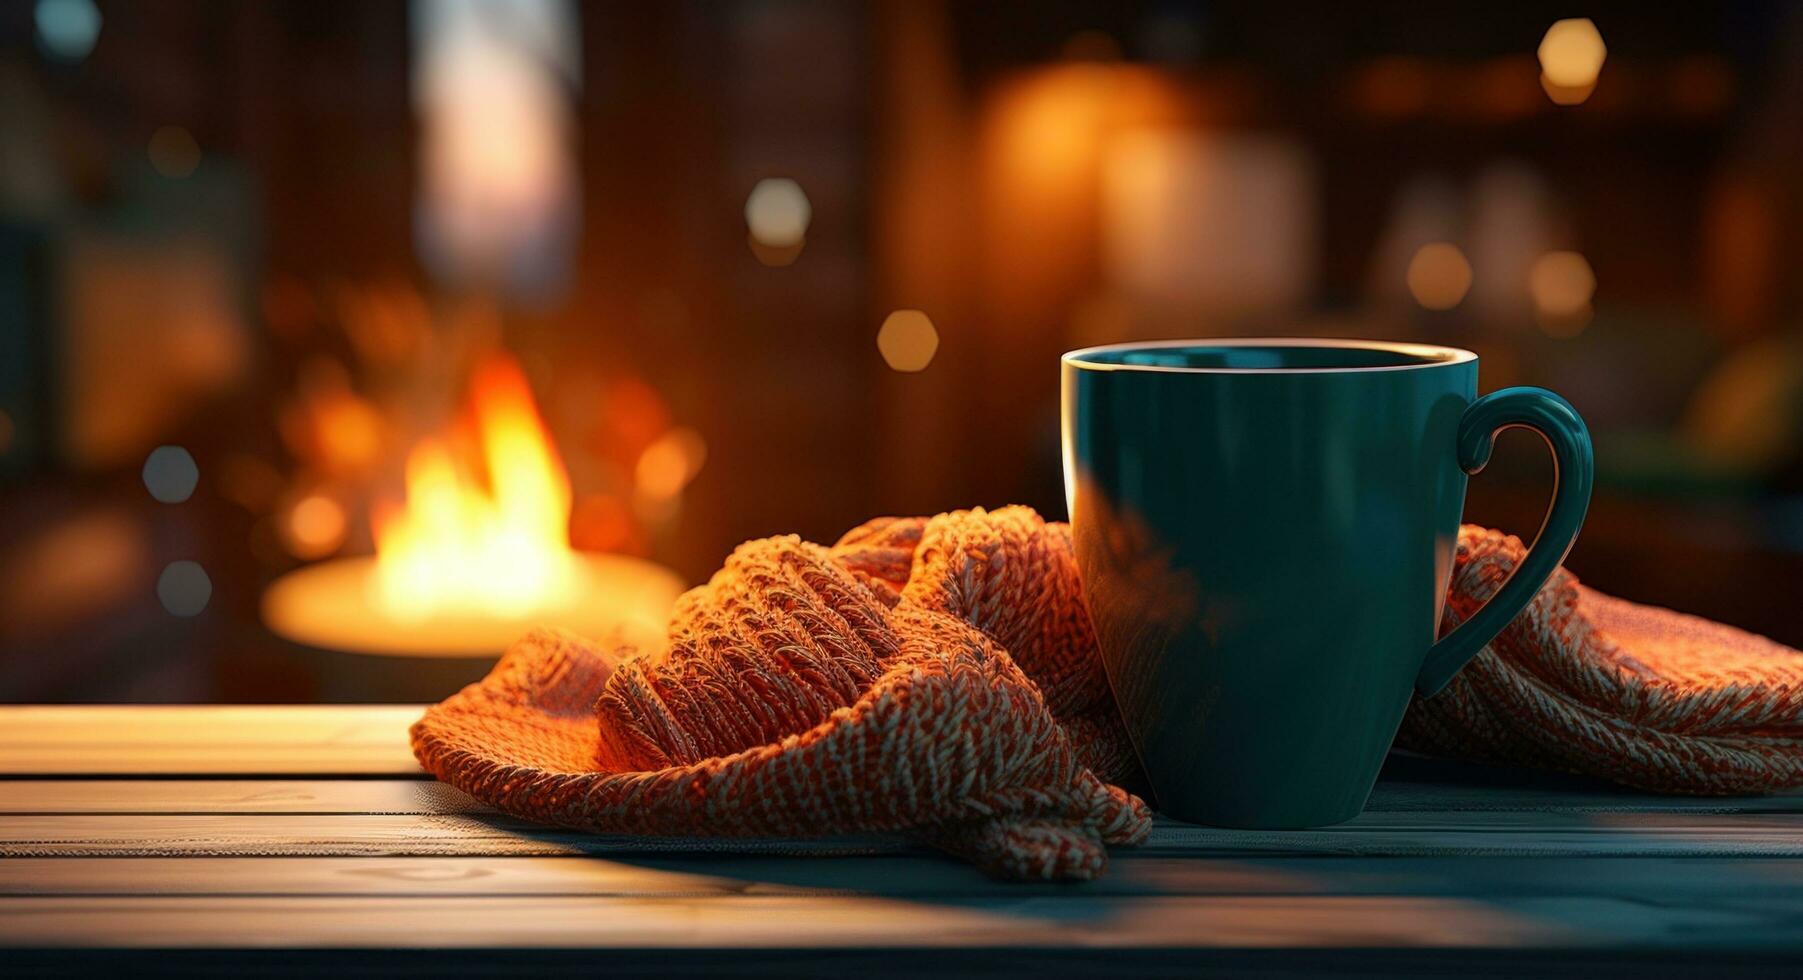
[1061,339,1591,828]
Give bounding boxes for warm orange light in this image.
[877,310,940,371]
[1537,19,1606,88]
[284,494,347,559]
[1537,19,1605,106]
[315,396,384,471]
[1529,250,1596,316]
[635,427,707,501]
[1406,243,1473,311]
[373,355,575,620]
[1530,250,1597,337]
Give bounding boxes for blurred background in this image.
[3,0,1802,702]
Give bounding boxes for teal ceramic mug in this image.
[1061,339,1592,828]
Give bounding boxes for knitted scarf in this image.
[412,506,1803,880]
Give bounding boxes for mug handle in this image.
[1414,387,1594,697]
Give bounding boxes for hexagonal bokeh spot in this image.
[1537,19,1606,89]
[157,560,212,617]
[745,178,811,248]
[877,310,939,372]
[1405,242,1472,311]
[142,445,199,503]
[1529,250,1597,317]
[35,0,102,62]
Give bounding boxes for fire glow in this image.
[374,357,575,620]
[262,352,685,659]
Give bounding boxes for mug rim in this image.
[1062,337,1478,374]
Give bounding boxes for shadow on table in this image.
[461,750,1803,950]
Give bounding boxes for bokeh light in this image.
[635,427,708,501]
[1537,18,1605,104]
[745,178,812,248]
[1530,250,1597,336]
[413,0,581,298]
[142,446,199,503]
[1538,19,1606,86]
[1529,250,1596,315]
[157,561,212,617]
[34,0,100,62]
[281,359,386,476]
[877,310,940,372]
[282,494,348,560]
[1405,243,1473,310]
[148,126,202,178]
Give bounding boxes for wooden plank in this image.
[11,811,1803,859]
[0,856,760,899]
[4,704,1793,815]
[1142,812,1803,858]
[0,813,907,857]
[3,708,1802,970]
[9,855,1803,902]
[9,892,1803,953]
[7,777,1802,818]
[0,705,424,776]
[0,780,484,814]
[1366,782,1803,814]
[6,949,1795,980]
[0,894,1622,949]
[0,856,778,899]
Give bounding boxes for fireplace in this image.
[260,349,684,698]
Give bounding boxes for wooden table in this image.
[4,706,1803,976]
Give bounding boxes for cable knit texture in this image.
[412,507,1803,880]
[1395,525,1803,791]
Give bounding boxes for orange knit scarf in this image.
[413,506,1803,880]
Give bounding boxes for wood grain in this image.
[0,780,483,814]
[8,892,1803,952]
[0,894,1615,948]
[0,812,905,857]
[1366,781,1803,814]
[10,810,1803,859]
[9,855,1803,901]
[7,778,1801,817]
[3,706,1796,815]
[7,705,1803,971]
[0,705,425,775]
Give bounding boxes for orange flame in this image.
[373,355,574,620]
